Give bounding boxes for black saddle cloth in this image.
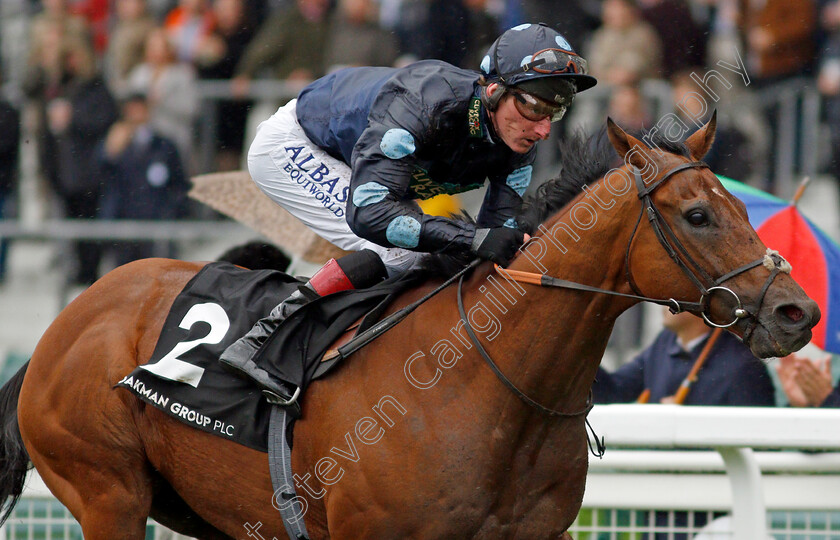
[116,261,419,451]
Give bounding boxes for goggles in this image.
[495,47,589,84]
[510,89,569,123]
[522,48,588,76]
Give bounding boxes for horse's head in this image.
[605,114,819,358]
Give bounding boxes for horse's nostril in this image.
[779,304,805,324]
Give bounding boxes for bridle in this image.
[624,161,790,330]
[457,160,791,419]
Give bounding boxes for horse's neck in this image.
[462,193,639,414]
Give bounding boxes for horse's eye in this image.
[686,210,709,227]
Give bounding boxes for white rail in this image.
[5,405,840,538]
[586,404,840,538]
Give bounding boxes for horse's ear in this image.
[606,116,652,170]
[684,109,717,160]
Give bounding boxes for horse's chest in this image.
[401,446,588,537]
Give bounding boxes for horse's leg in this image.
[75,485,151,540]
[141,406,286,539]
[17,263,208,539]
[148,471,234,539]
[19,391,155,540]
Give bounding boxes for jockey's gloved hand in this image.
[470,227,526,266]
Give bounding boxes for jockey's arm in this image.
[346,147,477,254]
[477,166,533,229]
[344,86,485,255]
[345,79,530,258]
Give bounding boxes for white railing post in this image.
[716,446,767,539]
[587,404,840,536]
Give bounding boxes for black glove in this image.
[470,227,525,266]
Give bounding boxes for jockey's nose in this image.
[534,117,551,140]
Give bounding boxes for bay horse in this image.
[0,118,819,539]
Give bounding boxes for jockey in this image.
[220,22,597,402]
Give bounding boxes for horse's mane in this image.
[517,128,691,234]
[516,129,616,234]
[423,127,691,276]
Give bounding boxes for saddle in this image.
[116,261,420,452]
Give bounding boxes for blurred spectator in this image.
[737,0,816,84]
[380,0,431,64]
[232,0,331,93]
[195,0,254,74]
[587,0,664,86]
[146,0,177,21]
[607,83,652,132]
[701,0,741,66]
[23,24,67,171]
[217,241,291,271]
[23,36,118,285]
[638,0,706,78]
[323,0,399,73]
[381,0,498,69]
[248,0,294,20]
[460,0,501,70]
[104,0,157,96]
[818,0,840,183]
[425,0,470,66]
[593,308,776,405]
[69,0,111,56]
[777,352,840,407]
[737,0,817,191]
[127,28,199,170]
[2,2,30,87]
[27,0,91,77]
[231,0,330,148]
[512,1,601,57]
[96,92,188,265]
[671,69,757,180]
[195,0,256,170]
[163,0,216,64]
[0,85,21,284]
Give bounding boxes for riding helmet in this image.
[480,23,597,109]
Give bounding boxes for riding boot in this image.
[219,249,387,404]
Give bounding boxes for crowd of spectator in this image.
[0,0,834,284]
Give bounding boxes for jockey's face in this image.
[488,84,552,154]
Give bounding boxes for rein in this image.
[458,160,791,427]
[506,162,791,330]
[456,273,605,457]
[456,274,594,418]
[333,161,789,443]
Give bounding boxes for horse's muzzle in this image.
[746,296,820,358]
